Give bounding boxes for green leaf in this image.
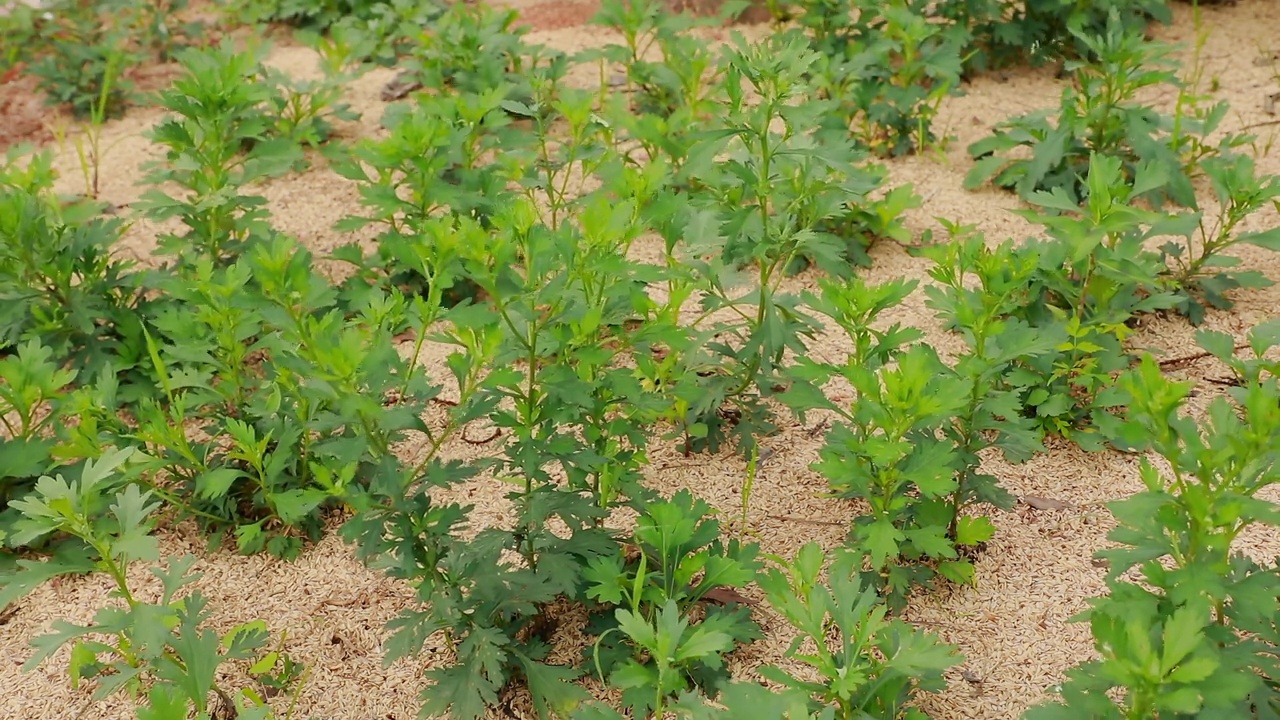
[0,548,97,610]
[1238,227,1280,250]
[194,467,243,500]
[1158,686,1205,714]
[514,652,588,719]
[68,641,101,688]
[862,518,905,568]
[1160,603,1208,674]
[420,628,508,720]
[223,620,270,657]
[1166,653,1218,684]
[905,525,957,560]
[955,516,996,546]
[135,683,191,720]
[270,488,329,525]
[937,560,975,585]
[248,651,279,676]
[674,623,736,663]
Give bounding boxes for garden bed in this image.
[2,1,1279,719]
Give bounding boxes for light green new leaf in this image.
[861,518,906,568]
[955,516,996,546]
[1160,603,1209,674]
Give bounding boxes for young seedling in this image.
[1030,325,1280,719]
[967,18,1193,208]
[758,542,959,719]
[11,448,300,720]
[585,490,762,718]
[136,39,301,263]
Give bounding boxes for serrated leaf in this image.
[135,683,191,720]
[937,559,975,585]
[514,652,588,719]
[1160,603,1208,674]
[861,518,905,568]
[420,629,508,720]
[955,515,996,546]
[270,488,329,525]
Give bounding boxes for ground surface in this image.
[2,1,1280,719]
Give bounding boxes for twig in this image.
[461,426,501,445]
[1236,119,1280,132]
[1157,342,1248,370]
[804,418,830,439]
[765,514,845,527]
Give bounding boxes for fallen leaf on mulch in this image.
[381,71,423,102]
[1020,495,1073,511]
[703,587,759,606]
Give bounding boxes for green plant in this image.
[576,681,823,720]
[261,65,359,151]
[0,1,44,74]
[967,17,1193,207]
[52,70,124,201]
[136,237,432,557]
[784,278,953,601]
[666,32,914,454]
[758,542,959,719]
[341,189,677,719]
[28,8,136,119]
[797,0,967,156]
[108,0,204,63]
[1029,325,1280,719]
[584,490,762,717]
[331,89,527,302]
[23,0,202,119]
[589,0,725,120]
[136,40,302,264]
[0,145,59,195]
[1160,153,1280,322]
[0,183,146,378]
[400,2,549,103]
[919,223,1056,524]
[510,78,617,230]
[788,246,1059,603]
[0,340,79,546]
[936,0,1170,72]
[990,154,1183,444]
[11,447,299,720]
[232,0,418,31]
[295,0,446,68]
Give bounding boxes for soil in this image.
[0,72,55,150]
[3,1,1280,720]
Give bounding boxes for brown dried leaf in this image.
[1020,495,1073,511]
[702,586,759,607]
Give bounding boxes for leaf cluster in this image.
[785,0,968,156]
[1030,322,1280,718]
[11,448,302,720]
[936,0,1170,72]
[20,0,205,119]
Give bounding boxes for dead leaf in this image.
[1020,495,1073,511]
[380,72,424,102]
[703,587,759,607]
